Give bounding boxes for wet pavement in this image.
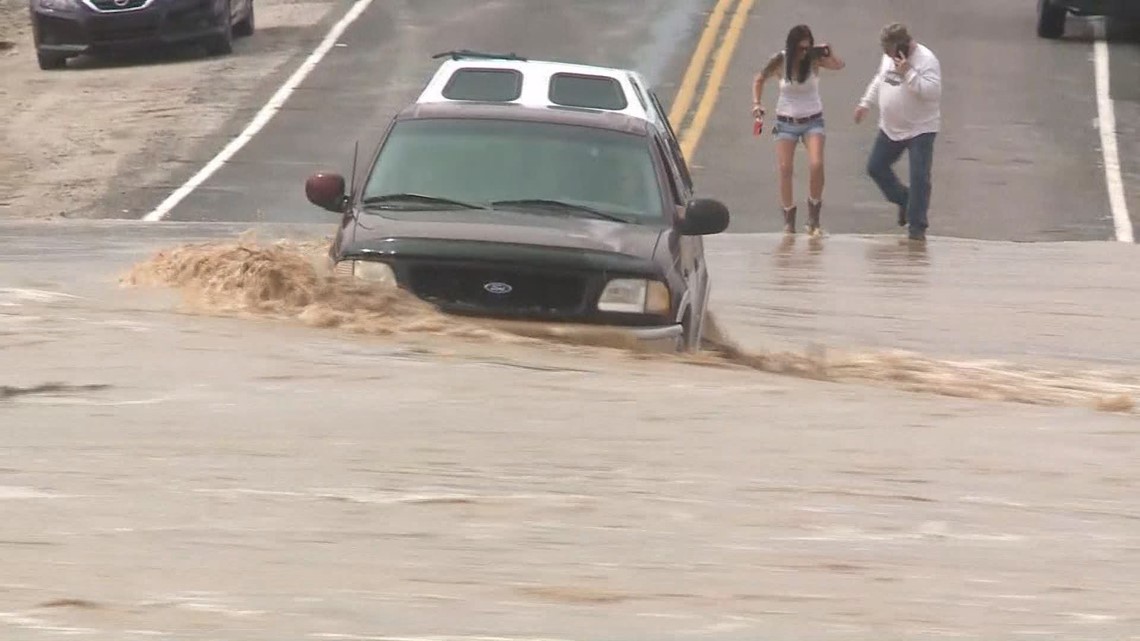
[118,0,706,223]
[1,220,1139,640]
[107,0,1140,242]
[692,0,1140,241]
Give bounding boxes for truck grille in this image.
[407,264,587,317]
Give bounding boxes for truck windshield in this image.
[361,118,664,223]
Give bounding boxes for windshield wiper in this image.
[361,193,489,210]
[490,198,629,223]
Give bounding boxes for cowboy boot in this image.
[782,205,796,234]
[806,198,822,236]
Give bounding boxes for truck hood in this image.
[346,207,668,261]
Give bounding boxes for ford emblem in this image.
[483,281,512,295]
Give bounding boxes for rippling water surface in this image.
[1,223,1137,640]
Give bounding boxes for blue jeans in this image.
[866,130,936,238]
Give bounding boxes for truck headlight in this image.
[597,278,670,314]
[335,260,396,287]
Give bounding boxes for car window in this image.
[442,68,523,101]
[548,73,628,110]
[363,118,664,222]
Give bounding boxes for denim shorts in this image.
[773,115,825,142]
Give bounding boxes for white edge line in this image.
[1091,17,1133,243]
[142,0,378,222]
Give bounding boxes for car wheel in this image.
[204,0,234,56]
[1037,0,1067,38]
[37,52,67,70]
[234,0,254,37]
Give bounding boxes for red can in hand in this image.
[753,117,764,136]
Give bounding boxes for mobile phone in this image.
[811,44,831,58]
[894,42,908,59]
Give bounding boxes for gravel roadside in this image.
[0,0,344,220]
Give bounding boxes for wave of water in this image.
[119,233,1138,415]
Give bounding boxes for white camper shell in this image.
[415,50,694,192]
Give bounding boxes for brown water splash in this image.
[121,235,1139,415]
[120,233,529,343]
[698,314,1140,414]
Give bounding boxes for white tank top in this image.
[775,52,823,118]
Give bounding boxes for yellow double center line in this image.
[668,0,757,163]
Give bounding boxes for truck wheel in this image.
[1037,0,1067,38]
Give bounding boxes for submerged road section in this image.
[1,220,1138,640]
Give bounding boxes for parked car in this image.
[29,0,255,69]
[1037,0,1140,38]
[416,50,695,195]
[303,100,730,352]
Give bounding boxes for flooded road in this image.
[2,221,1138,640]
[3,0,1139,638]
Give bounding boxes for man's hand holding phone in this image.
[891,43,911,75]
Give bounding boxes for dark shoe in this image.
[806,199,822,236]
[782,205,797,234]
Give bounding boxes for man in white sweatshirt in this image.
[854,22,941,242]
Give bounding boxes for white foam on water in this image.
[13,395,174,407]
[0,486,67,499]
[0,288,82,304]
[0,611,96,635]
[1064,612,1118,623]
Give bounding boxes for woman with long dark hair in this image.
[752,24,845,235]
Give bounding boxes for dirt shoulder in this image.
[0,0,342,220]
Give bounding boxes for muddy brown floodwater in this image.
[1,221,1138,641]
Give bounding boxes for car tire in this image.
[37,52,67,70]
[204,0,234,56]
[1037,0,1067,38]
[234,0,254,37]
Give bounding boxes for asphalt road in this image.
[128,0,707,223]
[692,0,1140,241]
[112,0,1139,243]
